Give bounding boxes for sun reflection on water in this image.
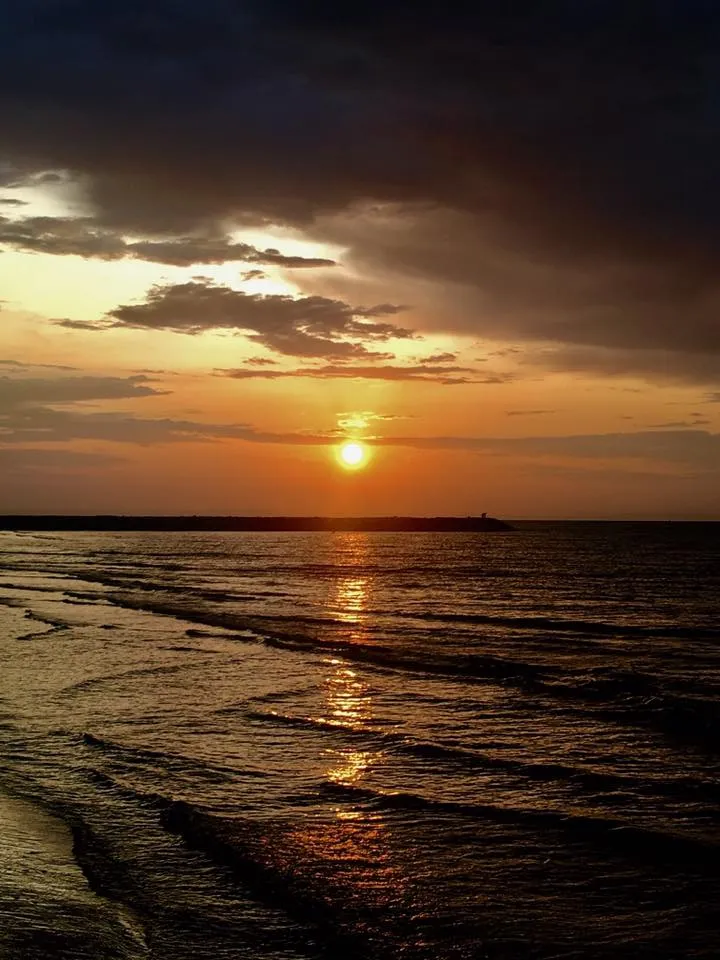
[323,537,381,791]
[334,577,368,623]
[284,534,408,913]
[323,657,377,787]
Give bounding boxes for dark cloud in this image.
[647,419,711,428]
[0,215,125,259]
[0,405,333,447]
[313,207,720,386]
[8,411,707,474]
[373,430,720,469]
[3,2,716,233]
[0,359,78,370]
[0,3,719,381]
[420,352,458,365]
[53,319,102,331]
[0,164,26,188]
[0,446,120,471]
[256,248,335,269]
[521,343,720,387]
[0,216,335,267]
[0,368,333,448]
[122,238,334,268]
[0,367,715,475]
[506,409,556,417]
[220,363,510,386]
[0,197,26,206]
[0,374,164,409]
[78,281,412,360]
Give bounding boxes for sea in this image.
[0,522,718,959]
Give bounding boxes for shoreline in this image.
[0,787,147,959]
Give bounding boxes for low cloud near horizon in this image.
[1,370,717,473]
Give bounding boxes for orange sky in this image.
[1,178,719,518]
[2,5,720,518]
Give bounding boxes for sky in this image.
[1,1,719,518]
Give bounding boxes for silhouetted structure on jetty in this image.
[0,515,513,532]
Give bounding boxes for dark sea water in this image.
[1,523,719,959]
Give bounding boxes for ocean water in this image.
[0,523,719,959]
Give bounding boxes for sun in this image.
[337,441,369,470]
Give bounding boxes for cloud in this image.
[528,344,720,387]
[336,410,412,432]
[3,2,716,235]
[0,359,79,371]
[53,319,104,331]
[646,418,711,428]
[372,429,720,469]
[506,409,556,417]
[0,368,715,476]
[0,215,335,267]
[1,3,719,383]
[0,374,165,409]
[0,215,126,259]
[0,405,335,447]
[0,164,26,188]
[311,206,720,386]
[220,363,510,385]
[0,446,120,471]
[420,352,458,364]
[243,356,277,366]
[0,369,333,448]
[74,280,413,360]
[5,409,715,475]
[128,239,334,268]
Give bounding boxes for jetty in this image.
[0,515,513,532]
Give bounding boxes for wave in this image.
[78,731,270,785]
[60,662,197,696]
[32,767,404,959]
[0,599,71,641]
[52,586,720,751]
[70,570,720,642]
[244,708,720,803]
[152,792,720,960]
[6,565,718,755]
[317,781,720,869]
[592,693,720,748]
[408,610,720,640]
[0,580,67,594]
[17,777,315,960]
[157,799,429,959]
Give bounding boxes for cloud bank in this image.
[0,215,335,267]
[58,281,413,360]
[1,2,719,382]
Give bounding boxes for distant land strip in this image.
[0,515,512,532]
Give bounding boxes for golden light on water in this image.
[334,577,368,623]
[323,541,379,790]
[337,441,369,470]
[324,656,375,787]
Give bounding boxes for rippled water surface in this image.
[1,523,719,958]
